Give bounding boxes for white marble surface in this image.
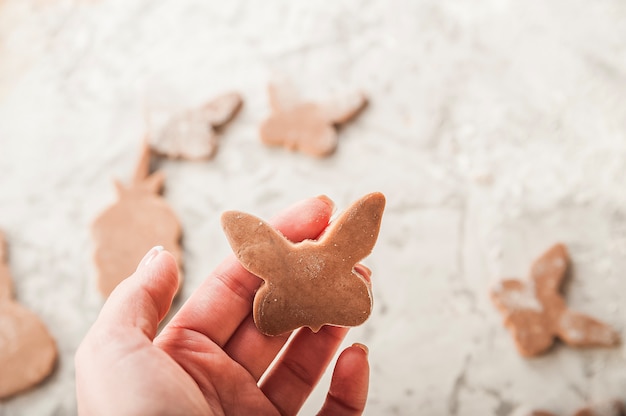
[1,0,626,414]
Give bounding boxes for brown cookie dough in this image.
[491,244,619,357]
[517,399,625,416]
[512,411,556,416]
[150,92,242,160]
[259,84,367,157]
[221,192,385,336]
[91,143,183,297]
[574,400,625,416]
[0,231,57,399]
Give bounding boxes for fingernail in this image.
[316,195,335,213]
[352,342,369,356]
[354,264,372,282]
[138,246,164,270]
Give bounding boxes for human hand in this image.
[75,196,370,416]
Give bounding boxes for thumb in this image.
[95,246,180,340]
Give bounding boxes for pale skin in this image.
[75,196,370,416]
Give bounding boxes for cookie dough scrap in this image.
[221,192,385,336]
[150,92,243,160]
[511,410,557,416]
[491,244,619,357]
[259,83,367,157]
[574,400,625,416]
[0,231,57,399]
[91,143,183,297]
[515,399,625,416]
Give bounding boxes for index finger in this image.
[161,195,335,347]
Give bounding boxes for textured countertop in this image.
[1,0,626,414]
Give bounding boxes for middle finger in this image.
[224,264,372,380]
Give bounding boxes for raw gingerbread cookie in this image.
[259,83,367,157]
[518,399,625,416]
[574,400,625,416]
[150,92,243,160]
[91,143,183,297]
[221,192,385,336]
[0,231,57,399]
[491,244,619,357]
[511,410,556,416]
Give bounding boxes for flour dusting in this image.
[493,282,543,312]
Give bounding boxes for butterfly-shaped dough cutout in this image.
[491,244,619,357]
[150,92,242,160]
[0,231,57,399]
[91,143,183,297]
[221,192,385,336]
[259,83,367,157]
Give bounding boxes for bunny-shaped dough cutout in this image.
[259,83,367,157]
[150,92,243,160]
[491,244,619,357]
[91,143,183,297]
[0,231,57,399]
[221,192,385,336]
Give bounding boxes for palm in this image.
[106,331,273,415]
[76,196,369,416]
[154,329,277,415]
